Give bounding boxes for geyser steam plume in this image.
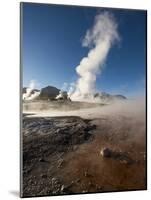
[70,12,120,100]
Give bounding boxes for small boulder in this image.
[39,158,45,162]
[100,147,112,158]
[60,185,65,192]
[41,174,47,178]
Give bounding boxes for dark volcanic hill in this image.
[38,86,60,100]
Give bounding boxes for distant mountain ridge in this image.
[94,92,126,103]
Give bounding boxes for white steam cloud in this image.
[70,12,120,100]
[23,80,40,101]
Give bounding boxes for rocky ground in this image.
[22,115,96,197]
[21,112,146,197]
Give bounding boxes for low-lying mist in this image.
[23,97,145,121]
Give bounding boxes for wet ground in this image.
[21,114,146,197]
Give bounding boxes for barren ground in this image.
[21,100,146,197]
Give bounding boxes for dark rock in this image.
[41,174,47,178]
[60,185,69,192]
[100,147,112,158]
[39,86,60,100]
[39,158,45,162]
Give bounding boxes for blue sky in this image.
[22,3,146,97]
